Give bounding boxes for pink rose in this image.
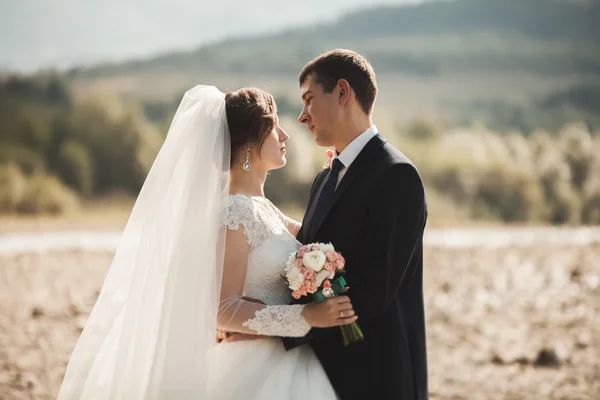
[326,251,336,262]
[324,262,334,271]
[298,246,310,257]
[323,280,332,289]
[292,291,301,300]
[335,259,345,270]
[303,269,315,279]
[302,280,312,289]
[323,149,334,169]
[296,259,304,268]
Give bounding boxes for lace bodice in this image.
[218,194,310,337]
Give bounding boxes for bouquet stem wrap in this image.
[313,276,364,346]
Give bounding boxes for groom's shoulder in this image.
[372,137,423,183]
[378,137,416,169]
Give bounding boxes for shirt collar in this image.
[335,125,378,168]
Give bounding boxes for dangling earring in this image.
[243,147,252,172]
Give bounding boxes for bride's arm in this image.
[266,200,302,236]
[281,213,302,237]
[218,226,356,337]
[218,226,308,337]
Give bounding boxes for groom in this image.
[223,49,429,399]
[285,49,428,400]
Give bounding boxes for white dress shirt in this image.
[333,124,379,188]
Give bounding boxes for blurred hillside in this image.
[0,0,423,72]
[1,0,600,225]
[78,0,600,78]
[68,0,600,132]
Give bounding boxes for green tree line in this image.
[0,75,161,214]
[1,74,598,225]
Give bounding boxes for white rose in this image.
[319,243,335,253]
[286,266,304,291]
[316,269,330,285]
[286,252,297,268]
[302,251,326,272]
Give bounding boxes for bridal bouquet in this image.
[284,242,363,346]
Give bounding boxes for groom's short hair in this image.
[299,49,378,115]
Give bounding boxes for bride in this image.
[57,85,357,399]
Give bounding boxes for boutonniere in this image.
[322,149,335,169]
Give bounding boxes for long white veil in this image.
[57,85,230,399]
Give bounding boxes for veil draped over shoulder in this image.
[57,85,230,399]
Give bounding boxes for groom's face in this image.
[298,74,341,147]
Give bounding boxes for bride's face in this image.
[258,115,290,171]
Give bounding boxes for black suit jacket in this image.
[283,133,428,400]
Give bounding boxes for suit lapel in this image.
[302,170,328,241]
[308,134,387,242]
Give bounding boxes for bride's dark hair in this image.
[225,88,276,166]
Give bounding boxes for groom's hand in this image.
[217,330,267,343]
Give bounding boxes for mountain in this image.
[72,0,600,78]
[0,0,424,72]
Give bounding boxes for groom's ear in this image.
[337,79,351,105]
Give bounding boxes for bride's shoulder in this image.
[225,193,254,209]
[222,193,253,216]
[220,194,261,229]
[221,194,272,247]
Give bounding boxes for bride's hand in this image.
[302,296,358,328]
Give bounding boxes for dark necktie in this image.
[310,158,344,238]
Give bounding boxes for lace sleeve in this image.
[221,195,270,248]
[219,296,311,337]
[243,305,310,337]
[218,196,311,337]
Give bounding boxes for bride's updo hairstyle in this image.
[225,88,277,166]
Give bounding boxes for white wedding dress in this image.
[207,194,338,399]
[57,86,335,399]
